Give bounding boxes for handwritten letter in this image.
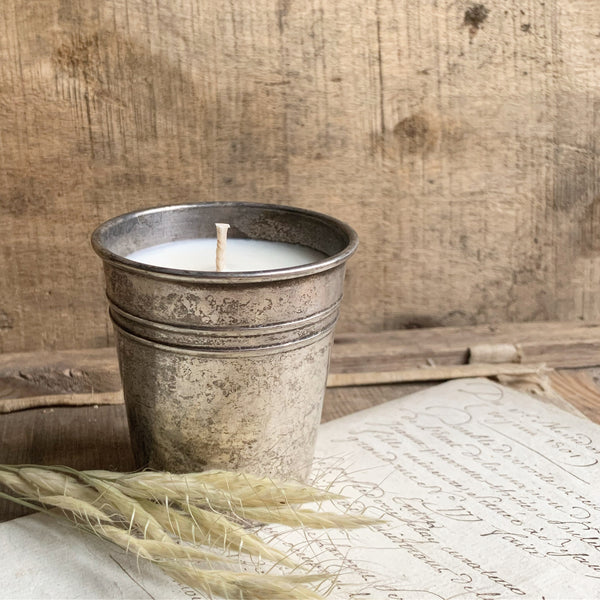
[285,379,600,598]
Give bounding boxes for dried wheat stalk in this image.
[0,465,377,599]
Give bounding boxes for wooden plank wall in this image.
[1,1,600,353]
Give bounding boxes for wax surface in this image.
[127,238,326,271]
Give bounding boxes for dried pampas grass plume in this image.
[0,465,378,599]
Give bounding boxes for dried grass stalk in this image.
[0,465,378,599]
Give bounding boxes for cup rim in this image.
[91,202,359,283]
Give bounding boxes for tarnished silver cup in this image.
[91,202,358,481]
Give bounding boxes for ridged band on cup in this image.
[111,316,338,357]
[109,300,341,353]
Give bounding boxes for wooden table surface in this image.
[2,372,600,523]
[2,322,600,523]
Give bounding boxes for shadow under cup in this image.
[91,202,358,481]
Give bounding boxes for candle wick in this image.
[215,223,230,271]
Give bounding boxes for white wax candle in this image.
[127,238,325,271]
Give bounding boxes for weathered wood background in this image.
[1,1,600,353]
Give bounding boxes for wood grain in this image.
[547,369,600,423]
[0,404,134,521]
[331,321,600,372]
[0,391,123,414]
[2,368,600,522]
[1,2,600,352]
[1,321,598,412]
[327,363,546,387]
[0,348,121,407]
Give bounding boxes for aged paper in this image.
[0,512,191,599]
[279,378,600,598]
[1,379,599,598]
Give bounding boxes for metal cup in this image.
[91,202,358,481]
